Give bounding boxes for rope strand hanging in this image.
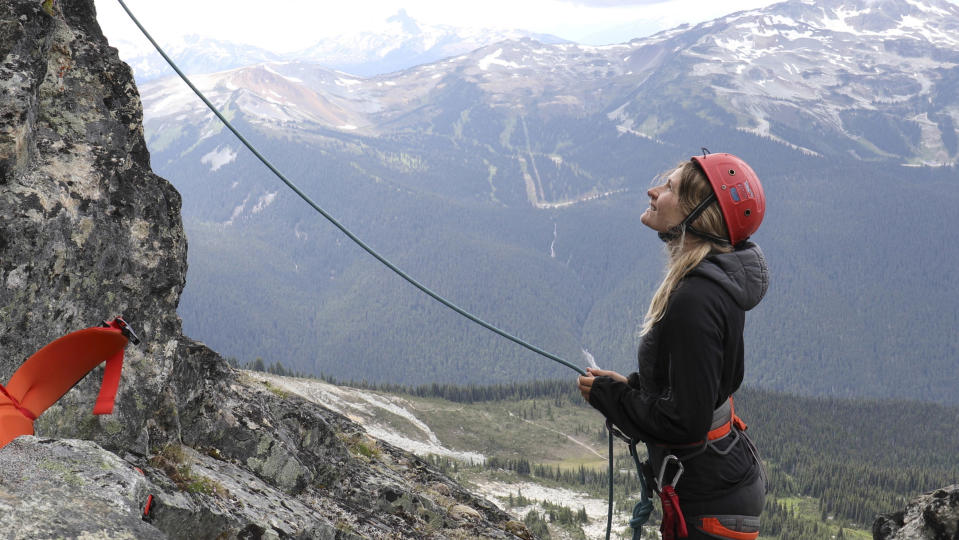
[113,0,584,378]
[111,4,651,539]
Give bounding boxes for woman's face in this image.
[641,167,687,233]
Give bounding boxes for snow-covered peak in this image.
[715,0,959,41]
[139,0,959,166]
[290,10,567,77]
[386,9,421,35]
[141,62,373,136]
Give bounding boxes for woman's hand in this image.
[577,368,627,401]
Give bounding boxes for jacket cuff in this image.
[587,375,622,416]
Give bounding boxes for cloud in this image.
[561,0,671,6]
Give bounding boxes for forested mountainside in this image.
[168,127,959,404]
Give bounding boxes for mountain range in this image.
[135,0,959,403]
[113,9,567,81]
[140,0,959,165]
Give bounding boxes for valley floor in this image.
[247,371,893,539]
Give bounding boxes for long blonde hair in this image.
[641,160,732,335]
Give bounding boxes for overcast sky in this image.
[91,0,885,52]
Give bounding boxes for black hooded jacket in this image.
[588,242,768,501]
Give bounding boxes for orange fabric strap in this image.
[92,319,130,415]
[706,397,747,441]
[662,397,747,450]
[92,347,124,415]
[699,517,759,540]
[0,383,38,421]
[0,319,133,450]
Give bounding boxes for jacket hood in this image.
[689,241,769,310]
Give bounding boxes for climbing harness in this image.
[656,397,747,460]
[607,396,754,539]
[0,317,138,449]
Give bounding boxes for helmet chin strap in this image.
[657,193,730,246]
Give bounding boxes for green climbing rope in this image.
[114,0,585,378]
[112,4,649,540]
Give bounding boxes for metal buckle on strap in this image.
[102,316,140,345]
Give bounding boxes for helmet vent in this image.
[744,209,751,216]
[728,169,736,176]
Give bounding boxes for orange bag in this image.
[0,318,137,449]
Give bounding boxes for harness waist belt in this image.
[706,397,747,442]
[657,397,746,452]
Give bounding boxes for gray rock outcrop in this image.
[874,485,959,540]
[0,437,166,539]
[0,1,526,538]
[1,0,185,452]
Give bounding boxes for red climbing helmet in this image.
[691,151,766,246]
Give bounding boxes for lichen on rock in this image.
[874,485,959,540]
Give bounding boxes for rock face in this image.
[0,0,185,452]
[0,437,166,539]
[0,1,526,538]
[873,485,959,540]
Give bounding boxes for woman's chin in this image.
[640,214,658,231]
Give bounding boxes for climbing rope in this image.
[114,0,584,378]
[114,2,651,538]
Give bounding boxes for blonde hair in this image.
[641,160,732,335]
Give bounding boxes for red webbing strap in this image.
[143,494,154,518]
[659,485,688,539]
[92,320,127,415]
[0,383,38,421]
[93,347,124,415]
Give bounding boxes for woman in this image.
[578,152,768,540]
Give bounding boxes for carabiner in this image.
[656,454,684,491]
[102,316,141,345]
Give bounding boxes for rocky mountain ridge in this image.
[111,8,567,82]
[141,0,959,167]
[0,1,528,538]
[133,0,959,404]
